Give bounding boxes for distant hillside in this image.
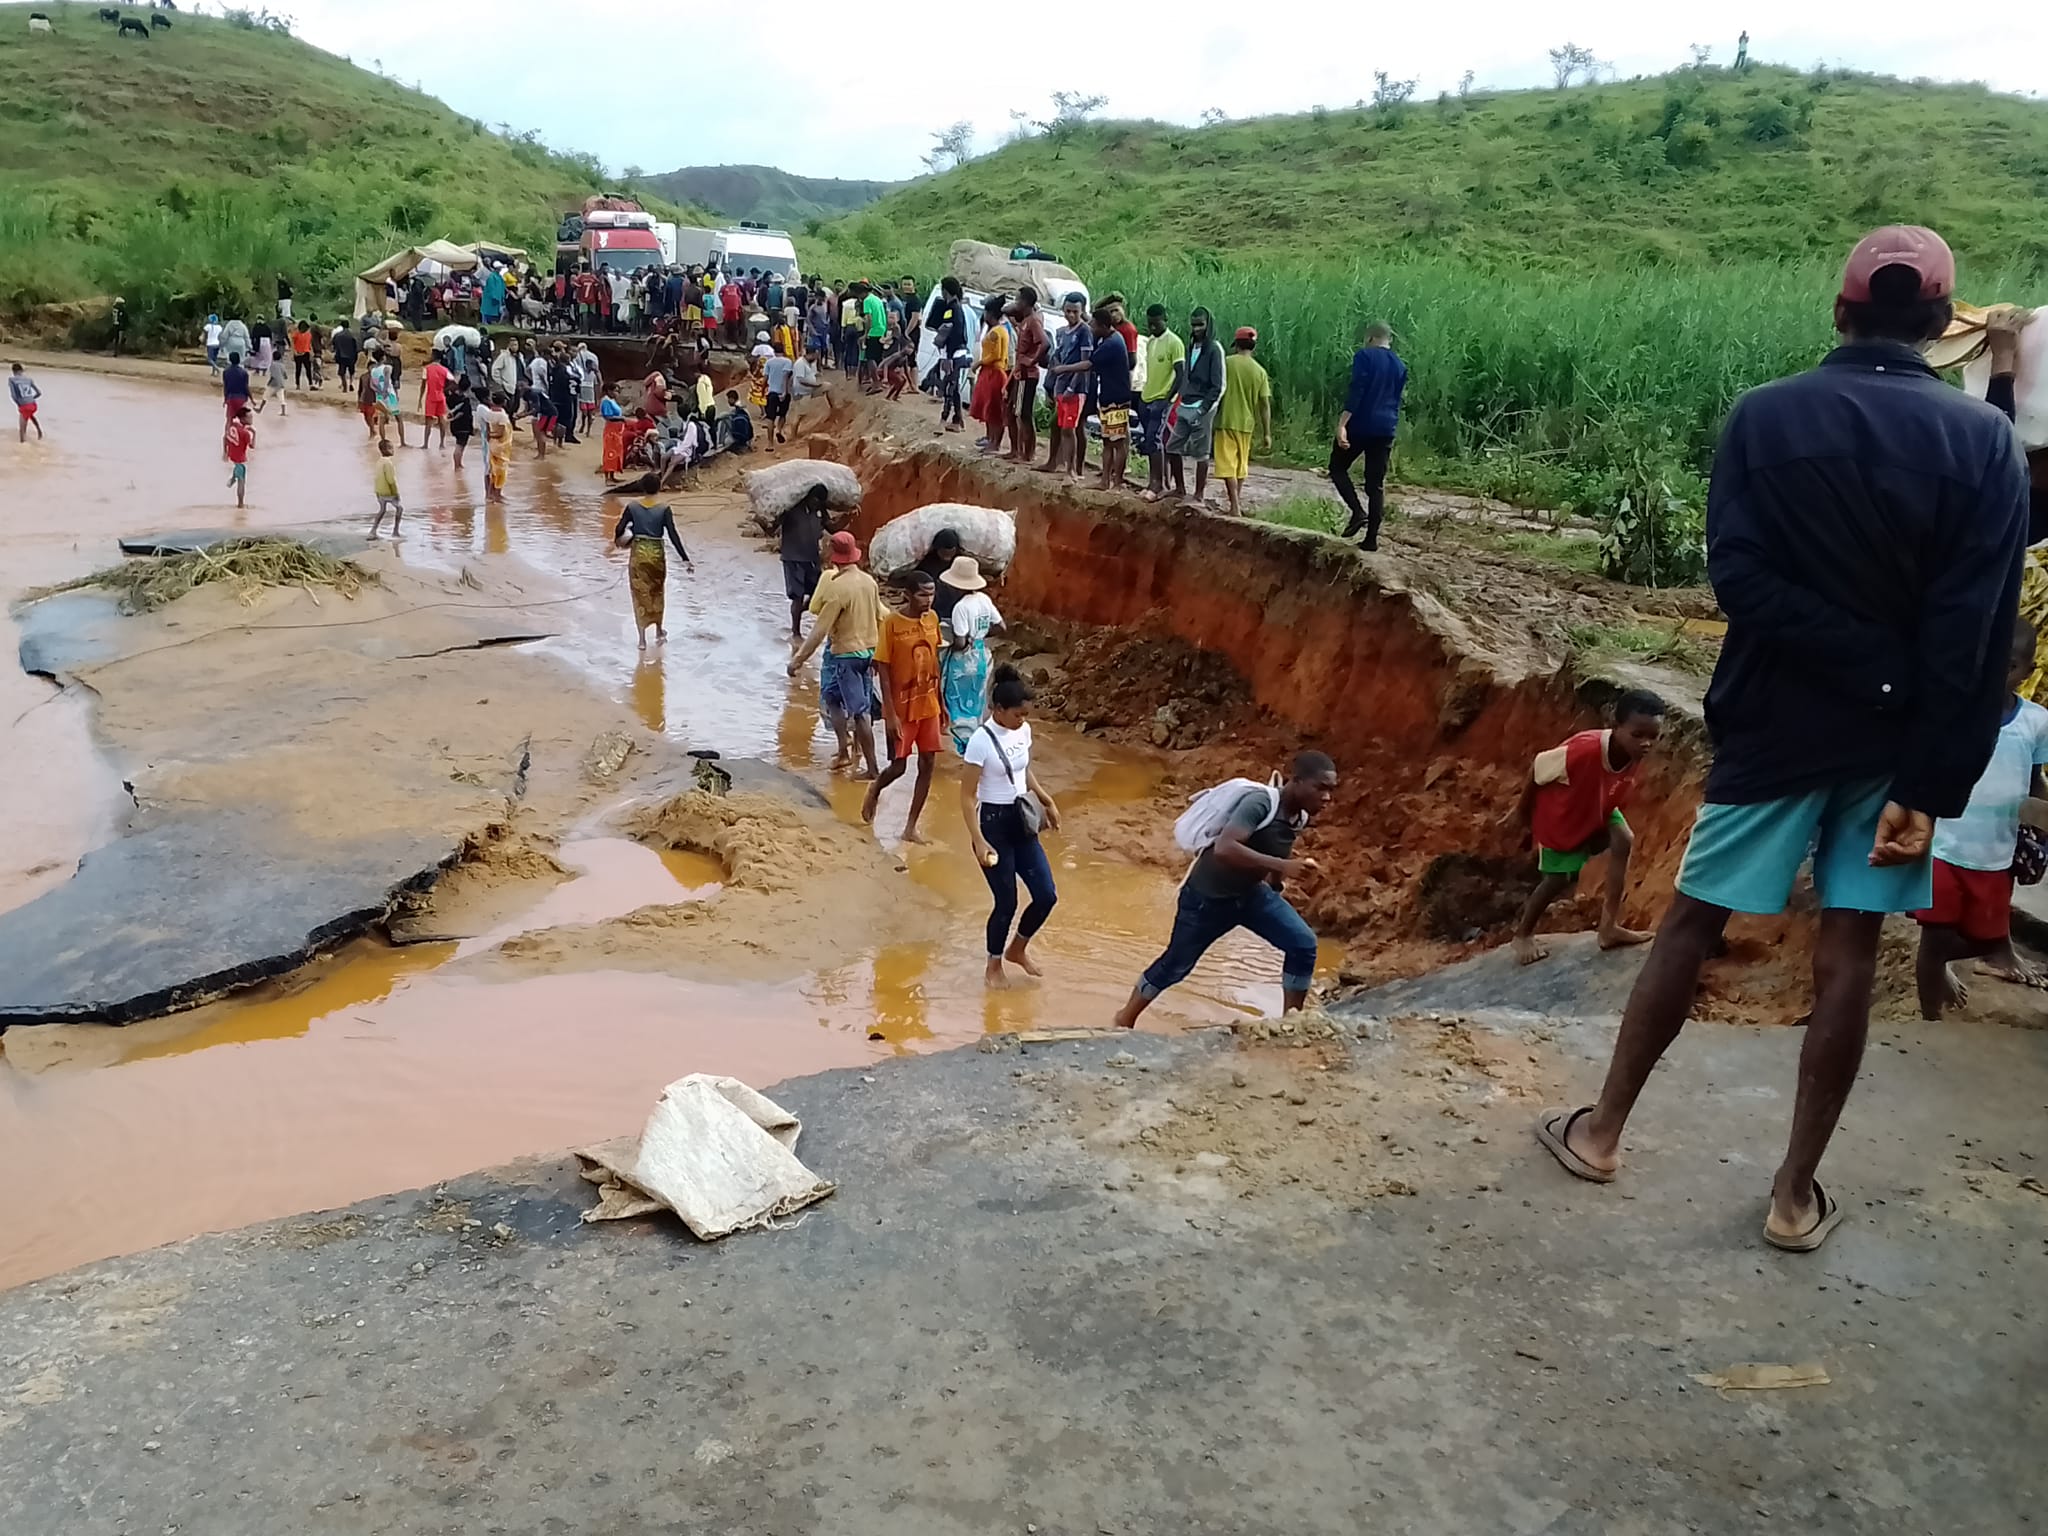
[642,164,899,230]
[0,3,713,344]
[804,64,2048,546]
[811,66,2048,275]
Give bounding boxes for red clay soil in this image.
[818,400,1826,1013]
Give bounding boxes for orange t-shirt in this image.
[878,609,941,721]
[291,330,312,355]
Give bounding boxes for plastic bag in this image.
[574,1074,834,1239]
[1173,777,1283,854]
[868,504,1016,578]
[743,460,863,532]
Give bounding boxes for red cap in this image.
[1234,327,1258,344]
[1840,225,1955,303]
[828,531,861,565]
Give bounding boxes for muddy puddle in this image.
[0,367,1341,1289]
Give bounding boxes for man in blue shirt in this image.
[1330,322,1406,551]
[1085,307,1132,491]
[1536,226,2030,1256]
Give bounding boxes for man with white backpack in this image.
[1113,751,1339,1029]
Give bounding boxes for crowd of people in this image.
[13,218,2047,1260]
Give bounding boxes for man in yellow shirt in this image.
[1139,304,1186,501]
[788,531,883,777]
[1215,327,1273,516]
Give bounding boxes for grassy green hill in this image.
[808,66,2048,566]
[815,67,2048,275]
[641,164,898,229]
[0,3,709,344]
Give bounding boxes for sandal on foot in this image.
[1535,1106,1615,1184]
[1763,1179,1845,1253]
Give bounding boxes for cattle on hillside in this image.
[97,5,119,19]
[117,14,149,35]
[149,11,170,26]
[28,12,52,30]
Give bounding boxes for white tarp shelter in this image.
[353,239,480,318]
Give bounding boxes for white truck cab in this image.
[711,225,800,283]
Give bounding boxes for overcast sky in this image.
[283,2,2046,183]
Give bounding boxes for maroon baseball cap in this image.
[1839,225,1955,303]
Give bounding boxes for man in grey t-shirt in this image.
[776,485,832,641]
[1114,751,1339,1028]
[763,352,797,444]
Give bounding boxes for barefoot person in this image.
[862,571,945,842]
[1913,619,2048,1016]
[223,406,254,509]
[1165,307,1224,506]
[788,531,883,779]
[613,497,694,651]
[369,438,403,538]
[962,665,1062,985]
[480,390,512,504]
[1507,690,1666,964]
[1534,226,2030,1254]
[776,484,831,643]
[10,362,43,442]
[1113,752,1337,1028]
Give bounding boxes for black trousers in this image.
[1329,434,1394,544]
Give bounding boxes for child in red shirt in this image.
[1506,690,1666,965]
[223,407,254,509]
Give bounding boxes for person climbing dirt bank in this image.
[1506,690,1666,964]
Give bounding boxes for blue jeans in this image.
[1139,881,1318,999]
[980,802,1056,956]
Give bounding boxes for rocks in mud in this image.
[1232,1007,1346,1045]
[1037,622,1254,749]
[582,731,636,782]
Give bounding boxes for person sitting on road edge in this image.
[1506,690,1666,965]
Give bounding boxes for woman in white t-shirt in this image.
[960,664,1062,987]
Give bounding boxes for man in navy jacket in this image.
[1537,226,2030,1254]
[1330,322,1407,550]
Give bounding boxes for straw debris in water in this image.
[25,537,377,614]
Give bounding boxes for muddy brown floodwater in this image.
[0,365,1339,1289]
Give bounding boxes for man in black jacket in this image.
[1536,226,2031,1254]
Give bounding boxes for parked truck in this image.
[555,196,664,276]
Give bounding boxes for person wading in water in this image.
[613,498,694,652]
[962,664,1062,987]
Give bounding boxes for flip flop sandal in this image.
[1764,1180,1845,1253]
[1534,1106,1615,1184]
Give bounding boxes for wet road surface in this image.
[0,364,1338,1288]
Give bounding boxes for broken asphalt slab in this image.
[0,806,453,1025]
[4,1022,2043,1532]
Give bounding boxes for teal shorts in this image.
[1675,775,1932,915]
[1537,809,1627,876]
[229,462,246,482]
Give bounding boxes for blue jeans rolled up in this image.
[1139,880,1317,999]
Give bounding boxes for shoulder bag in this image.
[980,722,1043,836]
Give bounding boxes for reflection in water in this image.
[629,659,666,734]
[0,367,1344,1292]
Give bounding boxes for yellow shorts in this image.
[1214,428,1252,480]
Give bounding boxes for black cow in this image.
[98,5,119,19]
[117,15,148,35]
[149,11,169,26]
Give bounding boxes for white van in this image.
[711,226,799,283]
[914,287,1078,403]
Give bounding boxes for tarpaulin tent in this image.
[464,240,528,268]
[353,240,481,317]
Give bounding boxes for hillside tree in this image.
[922,121,975,174]
[1372,70,1418,126]
[1035,91,1109,159]
[1548,41,1597,88]
[1200,107,1227,127]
